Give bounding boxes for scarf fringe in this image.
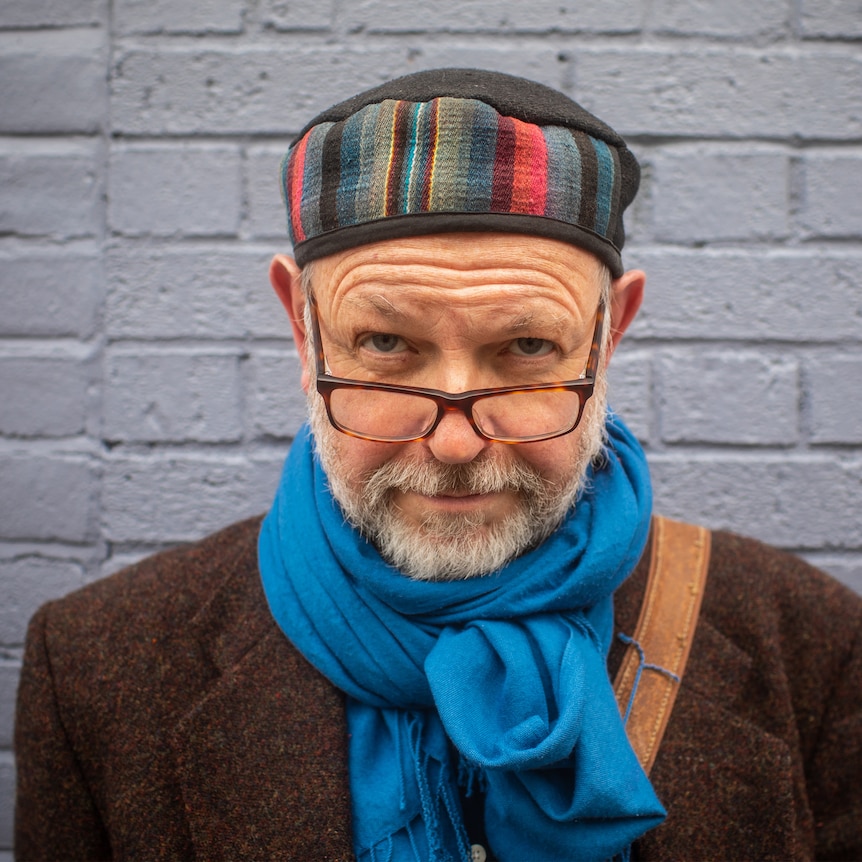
[410,717,471,862]
[457,754,487,798]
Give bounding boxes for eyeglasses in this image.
[308,293,604,444]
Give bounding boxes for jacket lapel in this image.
[168,547,355,860]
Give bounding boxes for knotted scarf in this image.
[258,414,665,861]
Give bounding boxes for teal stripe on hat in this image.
[606,141,622,242]
[542,125,581,224]
[336,109,367,228]
[406,101,432,213]
[299,121,332,240]
[465,100,498,213]
[399,101,421,213]
[592,137,615,237]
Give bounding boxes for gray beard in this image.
[307,377,608,581]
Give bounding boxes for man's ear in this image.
[269,254,311,392]
[606,268,645,362]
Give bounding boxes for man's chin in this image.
[367,503,556,582]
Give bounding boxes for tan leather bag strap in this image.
[613,515,711,775]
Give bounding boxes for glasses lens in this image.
[328,387,439,441]
[473,388,585,442]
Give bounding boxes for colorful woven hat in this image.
[281,68,639,277]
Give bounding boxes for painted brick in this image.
[650,147,789,243]
[340,0,644,33]
[102,454,284,542]
[0,664,18,748]
[649,0,789,36]
[617,159,652,245]
[0,557,85,644]
[406,47,567,89]
[0,250,101,338]
[648,454,862,549]
[108,145,241,237]
[0,353,92,438]
[796,53,862,141]
[625,249,862,343]
[99,550,153,579]
[0,455,97,542]
[575,49,862,140]
[606,349,652,444]
[258,0,336,30]
[110,46,562,136]
[245,350,307,440]
[807,353,862,444]
[114,0,244,34]
[0,0,106,27]
[244,146,289,240]
[659,350,799,445]
[802,555,862,596]
[800,0,862,38]
[0,141,101,238]
[104,245,287,340]
[0,751,12,850]
[103,349,243,443]
[801,153,862,238]
[111,46,409,135]
[0,30,106,134]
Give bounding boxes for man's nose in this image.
[424,406,489,464]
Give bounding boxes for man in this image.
[14,69,862,861]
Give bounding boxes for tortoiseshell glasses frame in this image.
[307,292,605,444]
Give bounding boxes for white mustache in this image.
[362,453,547,499]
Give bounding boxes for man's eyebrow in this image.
[341,296,572,335]
[503,311,570,336]
[342,294,403,317]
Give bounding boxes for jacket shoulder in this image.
[36,515,266,642]
[638,528,862,861]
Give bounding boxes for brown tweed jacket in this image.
[14,517,862,861]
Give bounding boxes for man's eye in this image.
[361,333,407,354]
[508,338,555,357]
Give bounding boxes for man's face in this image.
[275,233,642,580]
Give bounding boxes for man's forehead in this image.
[307,232,607,293]
[304,233,606,328]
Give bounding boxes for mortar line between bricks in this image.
[98,133,862,147]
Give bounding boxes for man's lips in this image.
[396,488,512,513]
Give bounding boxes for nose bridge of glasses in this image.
[437,396,482,432]
[424,400,489,462]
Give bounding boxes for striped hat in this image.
[282,68,639,277]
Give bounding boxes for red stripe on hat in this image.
[288,133,309,243]
[491,114,516,212]
[511,117,548,216]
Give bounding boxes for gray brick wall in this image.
[1,0,861,849]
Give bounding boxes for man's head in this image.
[269,69,645,580]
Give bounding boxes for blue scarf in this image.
[259,415,665,861]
